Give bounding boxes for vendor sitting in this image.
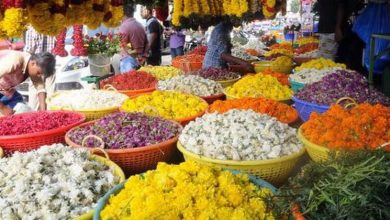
[203,21,254,74]
[0,50,56,116]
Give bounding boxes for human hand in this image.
[0,105,14,116]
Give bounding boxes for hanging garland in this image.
[27,1,66,36]
[103,0,124,27]
[171,0,284,28]
[52,28,68,57]
[155,0,169,22]
[0,0,27,38]
[70,25,88,56]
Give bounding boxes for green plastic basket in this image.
[92,170,277,220]
[289,78,305,93]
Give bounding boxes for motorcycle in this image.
[184,35,202,53]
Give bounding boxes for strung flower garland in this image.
[262,0,276,18]
[1,0,27,38]
[103,3,124,28]
[27,2,66,36]
[52,28,68,57]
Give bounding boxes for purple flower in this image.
[68,112,182,149]
[190,67,240,81]
[295,70,390,106]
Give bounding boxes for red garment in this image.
[119,18,147,57]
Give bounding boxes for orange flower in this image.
[262,69,290,86]
[209,97,298,124]
[302,103,390,150]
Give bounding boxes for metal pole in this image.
[369,35,376,87]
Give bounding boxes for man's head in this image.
[123,3,135,18]
[141,6,153,19]
[27,52,56,79]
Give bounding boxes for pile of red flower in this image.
[0,111,84,136]
[188,45,208,55]
[100,71,157,91]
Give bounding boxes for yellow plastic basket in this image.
[75,151,126,220]
[216,76,241,88]
[297,128,331,162]
[252,61,293,74]
[224,91,292,105]
[48,105,119,122]
[47,91,125,121]
[177,142,305,186]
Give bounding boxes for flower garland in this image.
[262,0,276,18]
[70,25,88,56]
[66,1,86,26]
[172,0,183,26]
[52,28,68,57]
[1,0,27,38]
[27,2,66,36]
[103,3,124,27]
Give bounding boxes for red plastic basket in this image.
[65,120,182,175]
[0,111,86,156]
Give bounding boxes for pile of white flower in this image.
[0,144,120,219]
[179,110,302,161]
[231,47,258,61]
[294,50,319,58]
[157,75,223,97]
[290,67,346,84]
[47,90,128,110]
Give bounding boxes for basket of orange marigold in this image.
[298,103,390,162]
[208,97,299,125]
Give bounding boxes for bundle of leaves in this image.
[274,150,390,219]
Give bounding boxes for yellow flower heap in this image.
[140,66,183,80]
[100,161,274,220]
[122,91,208,120]
[226,74,293,100]
[294,58,346,72]
[272,56,293,68]
[296,36,319,46]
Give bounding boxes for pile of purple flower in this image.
[295,70,390,106]
[67,112,181,149]
[191,67,240,81]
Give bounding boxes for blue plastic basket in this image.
[292,96,330,121]
[284,33,295,41]
[289,78,305,93]
[92,171,277,220]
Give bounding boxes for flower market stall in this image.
[1,0,390,219]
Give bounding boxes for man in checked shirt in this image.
[24,25,57,111]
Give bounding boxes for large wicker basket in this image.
[0,111,85,156]
[65,121,182,175]
[177,142,305,186]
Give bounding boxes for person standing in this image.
[168,27,185,58]
[203,21,254,74]
[119,4,147,72]
[313,0,346,60]
[141,6,163,66]
[24,25,57,111]
[0,50,56,115]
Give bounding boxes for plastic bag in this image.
[13,103,33,114]
[352,2,390,73]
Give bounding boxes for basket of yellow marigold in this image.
[93,161,277,220]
